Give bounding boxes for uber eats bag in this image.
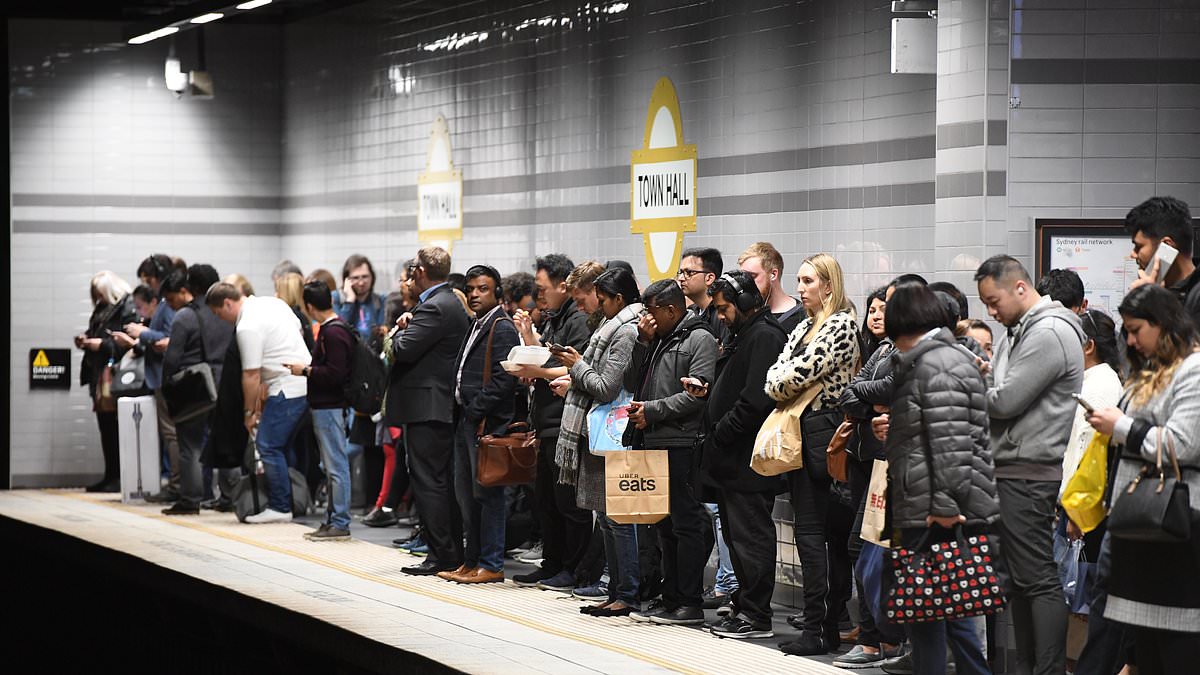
[605,449,670,524]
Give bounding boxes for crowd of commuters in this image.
[76,196,1200,674]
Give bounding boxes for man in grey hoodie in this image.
[975,255,1085,675]
[624,280,718,626]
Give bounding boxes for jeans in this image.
[256,393,308,513]
[704,503,738,595]
[311,408,352,530]
[175,416,208,508]
[908,616,990,675]
[599,513,640,606]
[453,420,507,572]
[995,478,1067,675]
[848,457,905,646]
[658,447,708,609]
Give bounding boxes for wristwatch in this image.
[303,366,311,377]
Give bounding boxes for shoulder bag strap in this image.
[476,314,513,435]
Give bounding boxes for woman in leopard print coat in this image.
[765,253,860,657]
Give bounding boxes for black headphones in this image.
[719,273,760,312]
[466,264,503,300]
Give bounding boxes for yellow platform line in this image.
[52,490,700,675]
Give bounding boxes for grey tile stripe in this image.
[1010,58,1200,85]
[12,221,282,236]
[279,181,937,235]
[935,171,1007,198]
[12,194,282,209]
[936,121,1008,150]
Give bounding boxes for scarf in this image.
[555,302,643,486]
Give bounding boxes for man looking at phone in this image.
[1125,196,1200,327]
[625,280,718,625]
[975,256,1085,675]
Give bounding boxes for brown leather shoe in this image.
[457,567,504,584]
[840,625,861,643]
[437,564,473,581]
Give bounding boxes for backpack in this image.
[326,319,386,415]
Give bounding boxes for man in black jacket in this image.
[389,247,471,576]
[693,272,787,639]
[510,254,593,591]
[160,268,233,515]
[1124,196,1200,327]
[440,265,521,584]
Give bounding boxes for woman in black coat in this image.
[75,271,138,492]
[878,281,998,675]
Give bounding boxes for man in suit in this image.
[438,265,521,584]
[390,246,472,575]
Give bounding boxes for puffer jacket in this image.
[627,312,718,448]
[887,328,999,528]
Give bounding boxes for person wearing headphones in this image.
[737,242,803,333]
[975,255,1085,675]
[691,270,789,639]
[439,265,521,584]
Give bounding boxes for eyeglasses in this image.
[676,268,705,279]
[348,274,372,282]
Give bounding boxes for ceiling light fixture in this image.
[129,26,179,45]
[190,13,224,24]
[236,0,273,9]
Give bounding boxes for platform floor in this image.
[1,489,861,674]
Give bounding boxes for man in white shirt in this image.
[208,281,311,523]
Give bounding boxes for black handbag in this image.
[163,309,218,423]
[110,351,149,398]
[1108,429,1191,543]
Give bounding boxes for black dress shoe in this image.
[401,560,458,576]
[86,479,121,493]
[162,503,200,515]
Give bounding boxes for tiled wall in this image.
[279,0,938,299]
[8,20,283,486]
[1007,0,1200,256]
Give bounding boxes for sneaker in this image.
[834,645,886,669]
[306,525,350,541]
[515,542,544,565]
[573,581,609,600]
[244,508,292,524]
[394,530,426,551]
[701,586,730,610]
[161,502,200,516]
[880,650,914,675]
[710,616,773,639]
[629,599,670,623]
[362,507,398,528]
[506,539,538,558]
[536,571,576,592]
[512,567,556,587]
[649,606,705,626]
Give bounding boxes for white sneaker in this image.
[245,508,292,524]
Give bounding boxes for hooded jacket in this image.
[698,310,788,493]
[887,328,999,528]
[627,312,718,448]
[987,297,1085,480]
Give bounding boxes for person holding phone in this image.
[1125,196,1200,328]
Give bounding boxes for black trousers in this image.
[716,488,777,625]
[535,436,591,578]
[1131,626,1200,675]
[405,421,462,567]
[789,464,834,636]
[657,447,708,610]
[96,411,120,483]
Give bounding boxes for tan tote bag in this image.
[860,459,890,546]
[750,383,821,476]
[605,449,670,524]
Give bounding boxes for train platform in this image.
[0,489,860,674]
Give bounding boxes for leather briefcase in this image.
[477,422,540,487]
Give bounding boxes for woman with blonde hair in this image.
[275,271,315,350]
[75,270,139,492]
[223,273,255,298]
[765,252,861,656]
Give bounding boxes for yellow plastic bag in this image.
[1061,432,1109,533]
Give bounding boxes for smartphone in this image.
[1071,392,1096,414]
[548,343,567,352]
[1154,242,1179,282]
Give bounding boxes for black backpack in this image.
[326,320,386,415]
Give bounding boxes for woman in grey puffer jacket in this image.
[880,281,998,675]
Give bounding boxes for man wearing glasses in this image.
[677,247,729,347]
[335,254,388,345]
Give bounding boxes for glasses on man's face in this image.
[348,274,372,282]
[676,268,705,279]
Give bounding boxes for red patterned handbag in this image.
[885,526,1006,624]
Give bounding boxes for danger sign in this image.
[30,348,71,390]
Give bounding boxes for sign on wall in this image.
[631,77,697,282]
[417,115,463,252]
[30,348,71,390]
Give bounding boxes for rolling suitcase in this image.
[118,394,160,503]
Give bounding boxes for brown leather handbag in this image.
[825,415,855,482]
[473,314,540,487]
